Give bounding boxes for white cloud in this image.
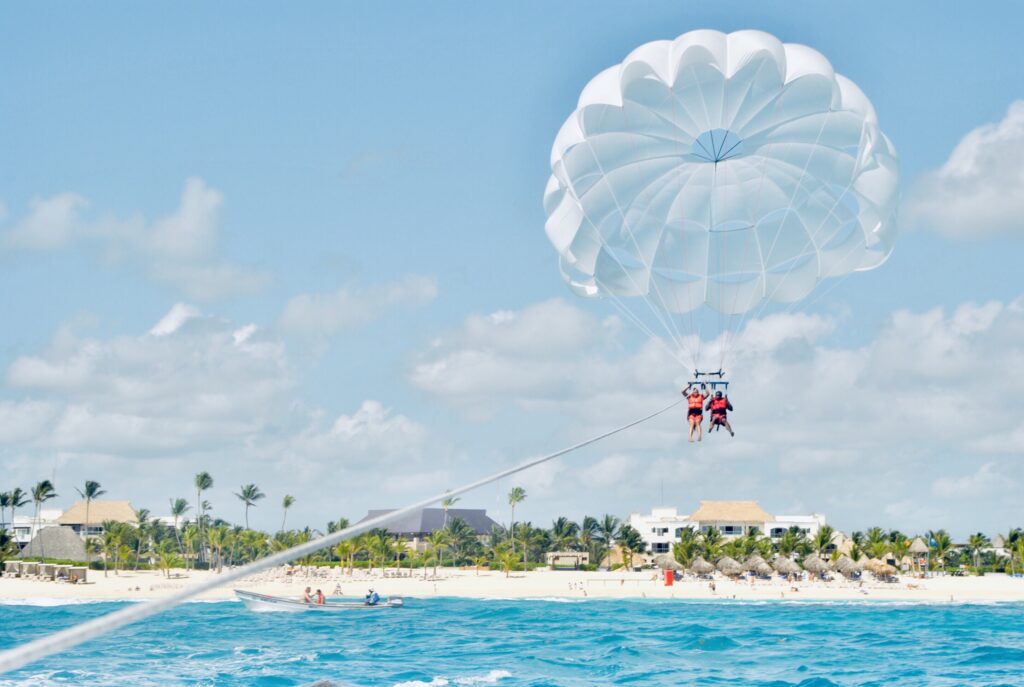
[1,178,271,300]
[932,462,1013,498]
[905,100,1024,237]
[278,275,438,340]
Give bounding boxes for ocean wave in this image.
[392,670,511,687]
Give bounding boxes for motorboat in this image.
[235,589,404,612]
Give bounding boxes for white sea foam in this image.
[392,670,512,687]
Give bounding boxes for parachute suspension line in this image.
[720,112,833,360]
[733,117,871,354]
[721,145,774,366]
[599,285,691,368]
[598,104,701,367]
[563,139,698,369]
[561,168,697,368]
[0,398,685,675]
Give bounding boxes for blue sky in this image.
[2,2,1023,537]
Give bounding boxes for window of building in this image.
[651,542,670,553]
[771,528,785,538]
[720,525,742,535]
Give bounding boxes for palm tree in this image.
[234,484,265,529]
[927,530,953,572]
[169,498,190,554]
[206,526,228,573]
[507,487,526,558]
[596,514,620,568]
[0,492,10,531]
[813,524,836,558]
[75,480,106,563]
[335,540,356,575]
[133,509,151,571]
[280,495,296,532]
[615,525,646,569]
[7,488,29,535]
[967,532,991,571]
[327,518,350,534]
[549,517,580,552]
[427,530,450,577]
[442,494,460,527]
[31,480,58,562]
[580,516,600,563]
[194,472,213,562]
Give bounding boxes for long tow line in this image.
[0,398,684,675]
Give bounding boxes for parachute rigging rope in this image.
[0,398,684,675]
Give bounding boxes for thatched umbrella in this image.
[717,556,743,577]
[835,556,859,577]
[690,556,715,575]
[742,554,767,572]
[754,561,774,576]
[908,537,930,573]
[801,556,828,574]
[773,557,801,575]
[653,554,683,571]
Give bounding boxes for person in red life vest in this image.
[682,384,709,442]
[705,390,734,436]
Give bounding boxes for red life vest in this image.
[688,393,704,409]
[711,397,728,413]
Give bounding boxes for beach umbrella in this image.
[754,561,774,576]
[835,556,859,577]
[801,556,828,574]
[689,556,715,575]
[717,556,743,577]
[742,554,767,572]
[653,554,683,571]
[773,557,800,575]
[909,538,929,554]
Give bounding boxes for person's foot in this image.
[730,430,735,437]
[688,438,694,443]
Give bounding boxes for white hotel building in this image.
[629,501,827,555]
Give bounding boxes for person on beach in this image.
[302,587,312,604]
[365,588,380,606]
[683,384,709,442]
[705,391,734,436]
[315,589,326,605]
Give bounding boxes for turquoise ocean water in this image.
[1,599,1023,686]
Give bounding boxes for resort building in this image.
[355,507,500,552]
[56,500,138,538]
[629,501,827,555]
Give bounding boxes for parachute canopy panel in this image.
[544,29,900,322]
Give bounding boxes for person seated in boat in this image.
[315,589,326,605]
[302,586,312,604]
[705,391,734,437]
[365,588,380,606]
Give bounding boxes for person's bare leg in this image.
[697,419,703,442]
[724,419,734,436]
[688,417,695,442]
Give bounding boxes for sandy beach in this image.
[3,566,1023,604]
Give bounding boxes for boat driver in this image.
[365,588,380,606]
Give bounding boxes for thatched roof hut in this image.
[653,554,683,571]
[773,557,801,575]
[19,527,86,561]
[909,537,929,554]
[689,556,715,575]
[801,555,828,573]
[742,554,767,572]
[754,561,774,576]
[717,556,743,577]
[835,556,859,577]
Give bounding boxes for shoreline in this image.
[3,567,1023,605]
